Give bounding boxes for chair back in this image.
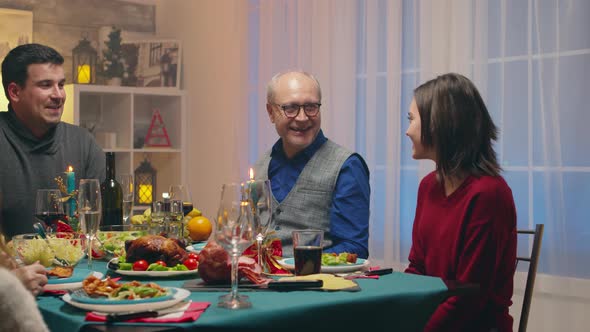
[516,224,544,332]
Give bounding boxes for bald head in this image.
[266,70,322,104]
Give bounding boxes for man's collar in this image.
[4,105,60,153]
[271,130,327,160]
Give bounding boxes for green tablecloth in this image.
[38,260,449,331]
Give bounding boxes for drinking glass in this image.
[292,229,324,276]
[169,184,193,216]
[149,200,165,236]
[35,189,66,233]
[78,179,102,270]
[169,199,185,240]
[118,174,134,224]
[246,180,274,272]
[215,182,255,309]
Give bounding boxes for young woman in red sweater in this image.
[405,73,517,332]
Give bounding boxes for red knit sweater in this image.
[405,172,517,332]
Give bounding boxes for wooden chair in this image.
[516,224,544,332]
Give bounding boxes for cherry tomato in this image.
[187,253,199,261]
[132,260,148,271]
[155,260,167,267]
[183,258,198,270]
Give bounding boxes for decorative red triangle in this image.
[144,109,171,147]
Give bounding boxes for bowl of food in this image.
[94,224,148,260]
[12,232,86,267]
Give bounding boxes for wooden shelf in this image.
[64,84,187,211]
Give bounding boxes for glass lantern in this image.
[134,156,157,206]
[72,36,97,84]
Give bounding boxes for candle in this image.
[65,166,76,217]
[248,168,259,205]
[139,184,153,204]
[77,64,91,84]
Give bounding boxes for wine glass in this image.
[169,184,193,216]
[35,189,66,233]
[246,180,274,272]
[118,174,134,224]
[215,182,255,309]
[78,179,102,270]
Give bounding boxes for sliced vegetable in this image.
[173,264,189,271]
[118,262,133,270]
[321,253,353,266]
[147,263,169,271]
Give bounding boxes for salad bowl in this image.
[94,224,148,260]
[13,232,86,267]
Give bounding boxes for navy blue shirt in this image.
[268,130,370,258]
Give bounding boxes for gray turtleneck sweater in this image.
[0,109,105,239]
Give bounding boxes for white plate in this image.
[43,271,103,291]
[108,258,199,277]
[278,258,370,274]
[62,287,190,313]
[186,241,207,253]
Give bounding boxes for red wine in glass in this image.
[294,246,322,276]
[182,202,194,216]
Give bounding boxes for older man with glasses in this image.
[253,70,370,258]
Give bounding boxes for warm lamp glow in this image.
[139,184,153,204]
[249,168,254,180]
[77,64,91,84]
[67,165,74,172]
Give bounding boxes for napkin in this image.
[279,274,360,291]
[243,238,291,275]
[85,302,211,323]
[41,289,67,296]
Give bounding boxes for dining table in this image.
[37,259,474,332]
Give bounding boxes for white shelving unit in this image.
[64,84,186,211]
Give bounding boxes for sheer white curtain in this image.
[248,0,403,268]
[247,1,589,330]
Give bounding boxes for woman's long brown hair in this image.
[414,73,501,179]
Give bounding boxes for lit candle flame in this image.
[249,168,254,181]
[67,165,74,172]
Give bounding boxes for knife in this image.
[336,267,394,278]
[103,301,192,323]
[266,279,323,290]
[364,268,393,276]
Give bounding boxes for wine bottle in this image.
[101,152,123,226]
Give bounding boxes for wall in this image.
[155,3,590,332]
[155,0,248,218]
[0,0,155,83]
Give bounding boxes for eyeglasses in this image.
[272,103,321,118]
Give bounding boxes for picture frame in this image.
[121,39,181,89]
[0,9,33,111]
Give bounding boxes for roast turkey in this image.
[124,235,188,266]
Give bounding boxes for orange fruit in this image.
[187,216,212,242]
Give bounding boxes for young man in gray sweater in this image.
[0,43,105,239]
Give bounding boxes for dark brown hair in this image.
[414,73,501,178]
[1,43,64,101]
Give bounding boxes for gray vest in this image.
[254,140,353,257]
